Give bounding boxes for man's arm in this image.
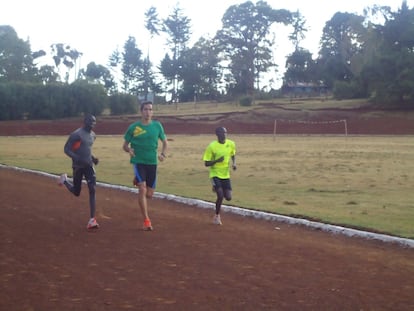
[161,139,168,156]
[159,139,168,161]
[231,155,237,170]
[122,140,135,157]
[204,156,224,167]
[63,134,80,161]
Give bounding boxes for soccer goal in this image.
[273,119,348,137]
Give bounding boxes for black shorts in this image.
[211,177,232,191]
[73,165,96,186]
[134,163,157,189]
[71,166,96,195]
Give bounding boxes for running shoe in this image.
[87,218,99,229]
[58,173,67,186]
[143,218,153,231]
[213,214,222,225]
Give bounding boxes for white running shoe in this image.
[213,214,222,225]
[58,173,67,186]
[87,218,99,229]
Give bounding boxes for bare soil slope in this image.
[1,104,414,135]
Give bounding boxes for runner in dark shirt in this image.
[58,114,100,230]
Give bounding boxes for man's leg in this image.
[223,179,232,201]
[134,164,156,231]
[85,166,98,229]
[137,182,149,220]
[224,189,232,201]
[63,168,82,196]
[215,187,224,215]
[88,183,96,218]
[137,182,153,231]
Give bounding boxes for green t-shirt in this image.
[203,139,236,179]
[124,120,166,165]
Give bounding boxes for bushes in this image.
[0,82,27,120]
[333,80,367,100]
[0,81,108,120]
[109,93,138,115]
[239,95,253,106]
[69,80,108,117]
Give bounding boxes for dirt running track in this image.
[1,167,414,311]
[1,108,414,310]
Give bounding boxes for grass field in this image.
[1,134,413,239]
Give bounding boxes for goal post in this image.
[273,119,348,138]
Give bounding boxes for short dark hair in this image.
[215,127,227,135]
[140,101,153,111]
[84,113,96,124]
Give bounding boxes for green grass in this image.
[1,134,414,239]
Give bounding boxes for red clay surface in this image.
[1,104,414,136]
[1,107,414,310]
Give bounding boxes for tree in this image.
[143,6,162,101]
[160,4,192,102]
[159,53,176,100]
[107,47,122,92]
[289,10,308,50]
[145,6,161,41]
[282,11,317,89]
[50,43,82,83]
[0,25,37,82]
[215,1,293,96]
[283,48,316,84]
[317,12,366,88]
[114,36,159,99]
[362,1,414,105]
[120,36,144,94]
[83,62,116,94]
[179,37,222,102]
[36,65,59,84]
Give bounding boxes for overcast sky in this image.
[2,0,411,87]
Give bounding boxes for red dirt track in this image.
[1,108,414,310]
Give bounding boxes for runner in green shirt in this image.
[123,101,168,231]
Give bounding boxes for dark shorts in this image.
[211,177,232,191]
[71,166,96,195]
[134,163,157,189]
[73,165,96,185]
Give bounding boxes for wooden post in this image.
[344,120,348,136]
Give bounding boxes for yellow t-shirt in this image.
[203,139,236,179]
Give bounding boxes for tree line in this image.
[0,1,413,120]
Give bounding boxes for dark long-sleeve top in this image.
[64,127,96,168]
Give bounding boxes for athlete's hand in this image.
[128,148,135,157]
[216,156,224,163]
[232,164,237,171]
[92,156,99,165]
[158,153,166,162]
